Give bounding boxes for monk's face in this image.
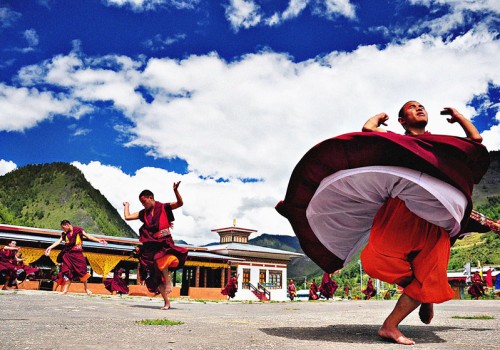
[61,223,72,233]
[139,195,155,210]
[398,101,428,130]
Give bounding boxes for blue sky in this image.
[0,0,499,243]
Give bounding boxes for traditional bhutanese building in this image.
[207,225,302,301]
[0,223,302,301]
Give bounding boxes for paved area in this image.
[1,290,498,350]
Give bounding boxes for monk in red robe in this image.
[45,220,108,295]
[309,279,319,300]
[104,267,129,295]
[221,274,239,299]
[124,181,188,310]
[276,101,489,345]
[0,241,18,289]
[319,272,337,299]
[467,272,485,300]
[287,279,296,300]
[362,278,376,300]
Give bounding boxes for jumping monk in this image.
[123,181,188,310]
[276,101,489,345]
[45,220,108,295]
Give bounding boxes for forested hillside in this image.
[0,162,136,238]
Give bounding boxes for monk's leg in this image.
[379,293,420,345]
[83,280,92,295]
[158,269,171,310]
[61,281,71,295]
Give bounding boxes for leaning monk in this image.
[276,100,489,346]
[45,220,108,295]
[221,273,238,299]
[104,267,129,295]
[123,181,188,310]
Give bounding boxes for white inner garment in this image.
[306,166,467,265]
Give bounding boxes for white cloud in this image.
[103,0,199,11]
[0,160,17,176]
[405,0,500,37]
[224,0,262,31]
[314,0,356,19]
[227,0,357,29]
[143,33,187,51]
[0,83,90,131]
[266,0,309,26]
[0,7,21,29]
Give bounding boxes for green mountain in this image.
[0,162,136,238]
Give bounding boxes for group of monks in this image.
[0,240,38,289]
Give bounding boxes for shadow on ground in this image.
[260,324,493,344]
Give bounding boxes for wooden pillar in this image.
[194,266,200,287]
[221,268,226,288]
[136,263,141,285]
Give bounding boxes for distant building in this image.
[0,223,302,301]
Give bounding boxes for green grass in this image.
[137,319,184,326]
[452,315,495,320]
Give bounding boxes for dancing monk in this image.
[276,101,489,345]
[123,181,188,310]
[45,220,108,295]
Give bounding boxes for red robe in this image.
[309,281,319,300]
[319,272,337,299]
[276,132,489,303]
[138,201,188,293]
[0,249,17,286]
[221,277,238,298]
[59,226,90,283]
[104,268,129,294]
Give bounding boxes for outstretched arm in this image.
[362,113,389,132]
[82,230,107,245]
[170,181,183,209]
[441,107,482,143]
[45,236,63,255]
[123,202,140,220]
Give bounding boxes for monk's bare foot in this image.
[419,303,433,324]
[378,325,415,345]
[160,302,170,310]
[86,289,93,296]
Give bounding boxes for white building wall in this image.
[232,262,289,301]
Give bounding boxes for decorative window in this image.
[242,268,251,289]
[259,269,266,284]
[268,270,282,289]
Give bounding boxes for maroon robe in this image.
[309,281,319,300]
[138,201,188,293]
[221,276,238,298]
[276,132,490,273]
[468,272,485,299]
[104,268,129,294]
[0,249,17,286]
[362,279,376,299]
[59,226,89,282]
[319,272,337,299]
